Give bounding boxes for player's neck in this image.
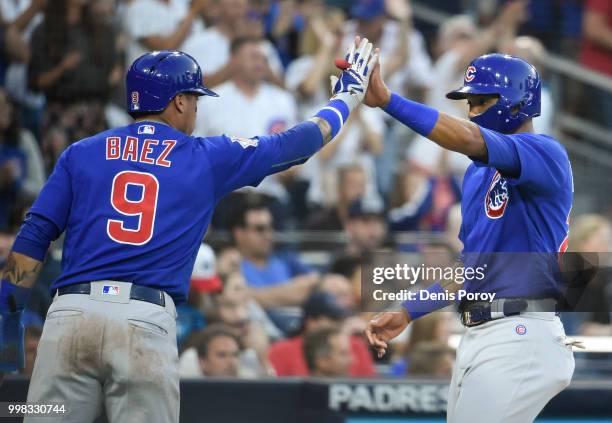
[134,115,173,128]
[513,120,534,134]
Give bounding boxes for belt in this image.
[57,282,166,307]
[459,298,557,327]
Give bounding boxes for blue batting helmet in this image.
[446,53,541,134]
[126,50,218,116]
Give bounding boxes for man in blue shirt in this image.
[364,54,575,422]
[231,198,317,333]
[0,40,378,422]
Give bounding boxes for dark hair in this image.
[0,88,22,146]
[228,194,271,230]
[193,323,241,359]
[230,36,262,55]
[330,253,369,279]
[303,325,342,373]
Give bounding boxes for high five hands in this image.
[330,36,379,110]
[333,36,391,109]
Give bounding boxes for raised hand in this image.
[362,54,391,109]
[330,36,379,110]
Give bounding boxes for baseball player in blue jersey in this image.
[0,40,378,422]
[364,54,575,422]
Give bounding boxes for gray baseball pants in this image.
[24,281,179,423]
[447,312,575,423]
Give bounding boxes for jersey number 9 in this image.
[107,171,159,245]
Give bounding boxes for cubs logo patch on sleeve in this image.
[485,171,509,219]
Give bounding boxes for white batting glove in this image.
[330,37,378,111]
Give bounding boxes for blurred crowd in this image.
[1,0,611,380]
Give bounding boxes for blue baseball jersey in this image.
[21,120,322,304]
[460,127,573,298]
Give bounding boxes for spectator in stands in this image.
[317,272,367,337]
[405,341,455,378]
[230,199,318,309]
[391,313,454,377]
[407,1,528,180]
[207,271,276,377]
[388,158,461,233]
[580,0,612,129]
[221,269,284,340]
[29,0,119,104]
[182,0,283,88]
[195,37,299,222]
[344,0,429,97]
[193,324,242,378]
[0,88,30,229]
[344,198,388,256]
[21,325,42,376]
[305,163,368,230]
[285,8,344,121]
[122,0,206,65]
[1,0,46,139]
[176,244,217,346]
[318,273,356,310]
[1,88,44,198]
[303,325,352,378]
[268,291,374,377]
[567,214,612,336]
[179,278,275,379]
[330,254,364,307]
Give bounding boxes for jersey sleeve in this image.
[12,147,73,260]
[477,127,570,194]
[200,121,323,200]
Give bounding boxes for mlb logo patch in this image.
[138,125,155,135]
[102,285,120,296]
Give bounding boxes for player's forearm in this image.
[429,113,487,158]
[383,92,487,158]
[1,252,42,289]
[250,283,310,308]
[308,116,332,145]
[36,65,67,90]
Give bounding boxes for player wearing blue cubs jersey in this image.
[364,54,575,423]
[0,40,378,422]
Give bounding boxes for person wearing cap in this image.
[268,291,374,377]
[344,198,388,256]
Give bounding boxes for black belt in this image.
[57,282,166,307]
[459,299,529,327]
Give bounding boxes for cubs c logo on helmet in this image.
[485,171,509,219]
[465,66,476,82]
